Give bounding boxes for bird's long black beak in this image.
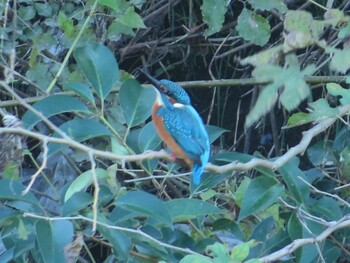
[137,69,163,92]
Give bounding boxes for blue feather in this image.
[157,104,210,185]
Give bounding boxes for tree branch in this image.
[1,104,349,179]
[23,212,201,256]
[206,104,350,173]
[259,215,350,262]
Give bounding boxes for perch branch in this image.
[0,103,349,179]
[259,215,350,262]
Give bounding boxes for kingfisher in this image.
[138,69,210,185]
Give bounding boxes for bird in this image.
[138,69,210,185]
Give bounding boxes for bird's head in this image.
[138,69,191,105]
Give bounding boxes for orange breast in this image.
[152,103,193,167]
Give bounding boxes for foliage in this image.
[1,0,350,263]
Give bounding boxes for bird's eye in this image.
[160,85,167,92]
[160,85,172,95]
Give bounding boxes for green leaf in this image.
[96,214,131,260]
[248,0,287,13]
[59,118,112,140]
[212,218,244,240]
[201,0,227,36]
[231,240,255,262]
[245,80,279,128]
[286,112,313,128]
[279,158,310,204]
[237,8,271,46]
[138,121,161,173]
[287,213,319,262]
[108,20,135,41]
[63,82,95,105]
[116,6,146,28]
[138,121,161,152]
[308,196,342,221]
[206,125,228,143]
[36,220,73,263]
[308,98,339,120]
[241,45,283,66]
[64,168,109,202]
[339,22,350,39]
[3,161,20,180]
[25,63,54,91]
[13,233,35,258]
[48,118,112,156]
[116,191,172,226]
[284,10,313,34]
[120,79,156,128]
[327,82,350,105]
[322,240,342,263]
[279,55,313,111]
[324,9,346,27]
[58,12,74,37]
[111,137,129,156]
[98,0,122,11]
[62,191,93,216]
[249,219,290,258]
[283,10,316,52]
[0,206,20,225]
[207,242,230,261]
[18,218,28,240]
[307,141,334,167]
[18,6,36,21]
[330,48,350,74]
[166,198,222,222]
[286,98,338,128]
[0,179,41,212]
[235,177,251,207]
[34,2,53,17]
[22,95,90,129]
[238,176,284,221]
[74,44,119,99]
[338,147,350,180]
[246,55,311,128]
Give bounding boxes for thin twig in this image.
[23,212,202,256]
[298,176,350,208]
[89,152,99,232]
[22,138,48,195]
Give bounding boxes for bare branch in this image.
[23,212,202,256]
[259,216,350,262]
[1,103,349,185]
[298,176,350,208]
[206,104,350,173]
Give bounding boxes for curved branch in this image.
[1,104,349,176]
[259,216,350,262]
[206,104,350,173]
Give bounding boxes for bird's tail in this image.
[192,163,205,186]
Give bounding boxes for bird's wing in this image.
[157,105,209,165]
